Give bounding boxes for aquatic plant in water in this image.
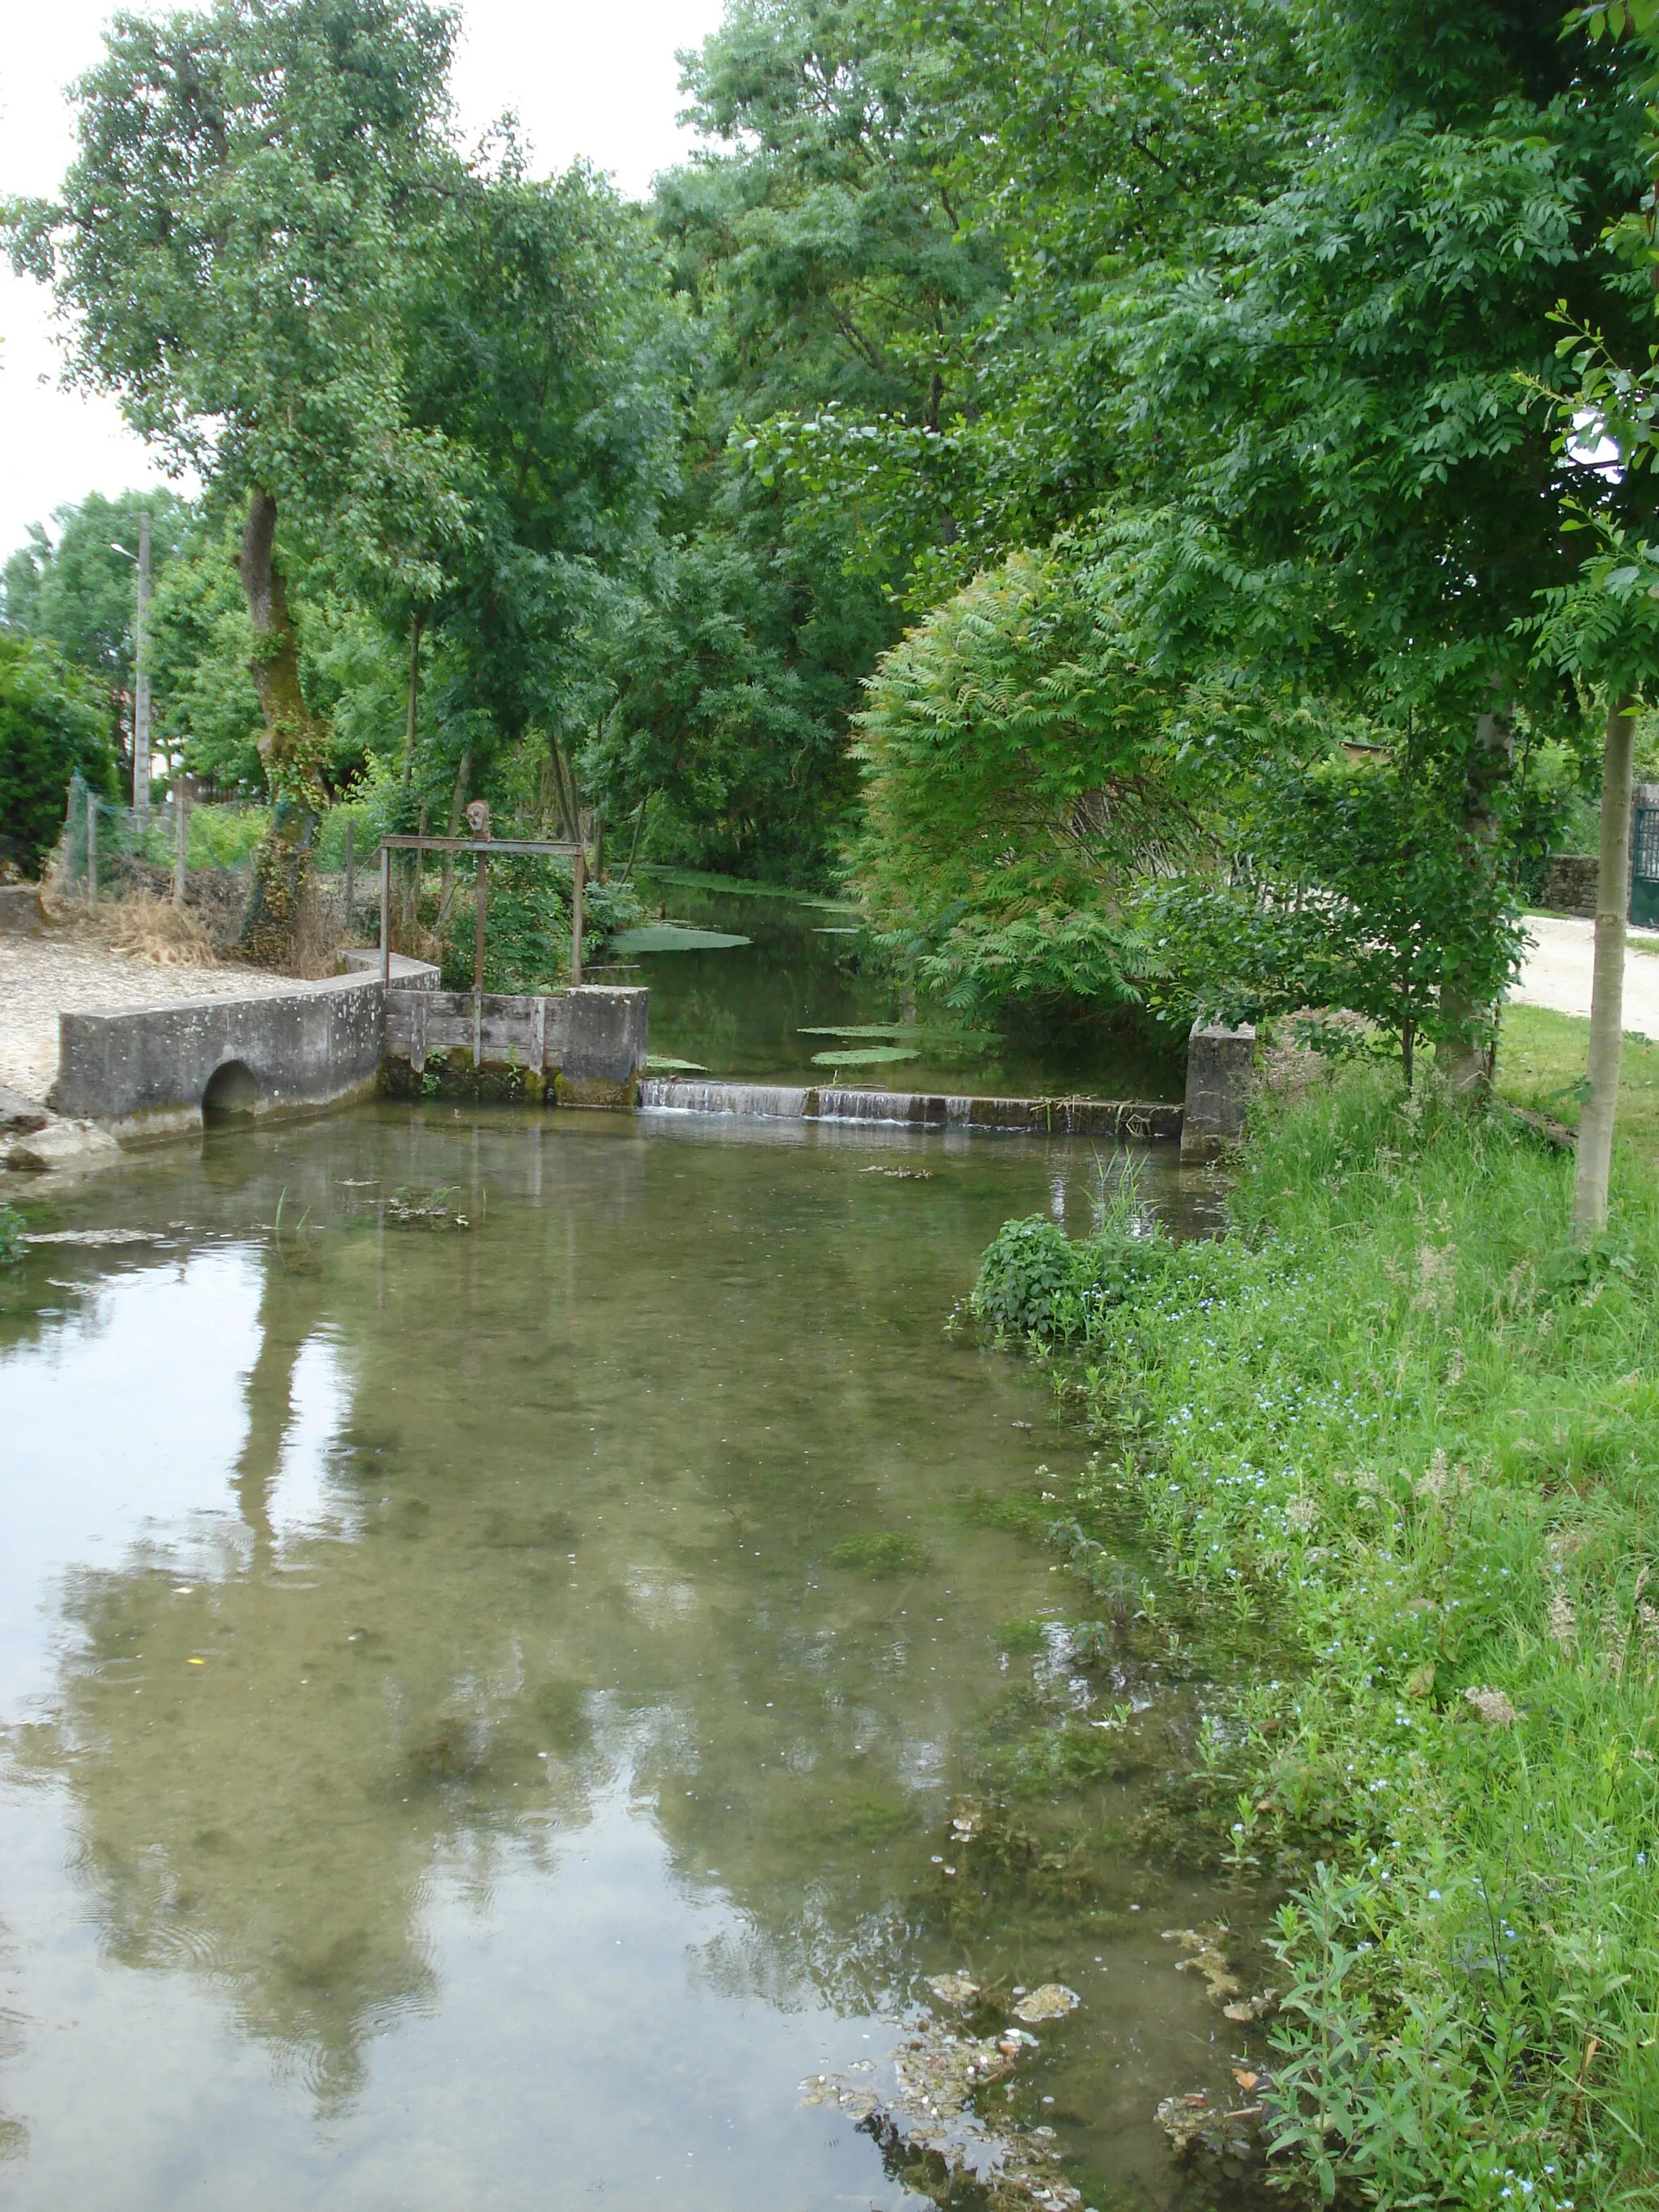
[827,1532,928,1575]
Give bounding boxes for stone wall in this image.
[1539,855,1598,918]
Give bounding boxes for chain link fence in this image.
[50,775,385,965]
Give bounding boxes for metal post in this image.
[571,845,585,987]
[86,786,98,908]
[473,849,488,1068]
[133,508,151,816]
[380,842,391,987]
[173,791,187,909]
[343,820,355,941]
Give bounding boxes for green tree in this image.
[2,491,190,784]
[8,0,471,958]
[0,634,113,872]
[1101,0,1648,1083]
[851,544,1213,1004]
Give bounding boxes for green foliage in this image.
[437,859,643,991]
[146,519,265,794]
[2,491,192,790]
[185,806,270,870]
[0,635,113,870]
[1137,748,1541,1076]
[996,1068,1659,2206]
[971,1194,1174,1342]
[851,548,1207,1006]
[0,1202,24,1268]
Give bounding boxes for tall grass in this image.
[977,1070,1659,2210]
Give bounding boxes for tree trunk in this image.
[402,611,424,788]
[1436,700,1513,1095]
[1572,698,1636,1242]
[436,746,472,929]
[236,487,326,965]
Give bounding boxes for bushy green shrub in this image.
[971,1196,1175,1340]
[184,804,270,870]
[0,634,112,870]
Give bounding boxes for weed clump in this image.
[978,1065,1659,2212]
[827,1531,928,1576]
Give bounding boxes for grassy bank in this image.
[1498,1005,1659,1174]
[976,1071,1659,2210]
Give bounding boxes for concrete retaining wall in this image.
[382,986,648,1106]
[50,970,420,1139]
[1181,1021,1256,1163]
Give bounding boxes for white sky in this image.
[0,0,728,560]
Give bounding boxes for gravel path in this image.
[1513,914,1659,1037]
[0,935,314,1105]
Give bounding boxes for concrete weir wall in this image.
[1180,1020,1256,1163]
[382,986,648,1106]
[50,964,434,1140]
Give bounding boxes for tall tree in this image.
[8,0,470,957]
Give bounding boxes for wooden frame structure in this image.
[377,836,589,1014]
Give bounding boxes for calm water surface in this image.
[0,1105,1236,2210]
[613,876,1183,1102]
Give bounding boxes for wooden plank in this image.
[380,835,582,857]
[572,846,585,986]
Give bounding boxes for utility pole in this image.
[134,508,152,815]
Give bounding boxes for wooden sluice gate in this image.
[377,828,646,1106]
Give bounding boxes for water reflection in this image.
[0,1110,1235,2209]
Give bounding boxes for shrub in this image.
[971,1186,1175,1340]
[0,634,112,871]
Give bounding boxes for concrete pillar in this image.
[1181,1019,1256,1163]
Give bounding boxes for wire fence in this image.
[52,774,385,961]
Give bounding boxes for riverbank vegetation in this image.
[975,1064,1659,2207]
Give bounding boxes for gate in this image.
[1634,799,1659,929]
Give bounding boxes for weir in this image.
[637,1076,1184,1140]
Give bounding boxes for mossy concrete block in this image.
[0,885,45,936]
[1181,1020,1256,1163]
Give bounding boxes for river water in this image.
[0,1102,1244,2211]
[612,874,1183,1102]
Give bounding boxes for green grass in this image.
[1499,1004,1659,1176]
[981,1068,1659,2210]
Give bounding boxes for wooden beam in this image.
[380,835,582,858]
[379,842,390,987]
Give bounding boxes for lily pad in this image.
[645,1055,709,1073]
[800,1023,996,1049]
[809,1046,921,1068]
[608,924,753,954]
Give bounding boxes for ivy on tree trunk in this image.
[237,488,324,965]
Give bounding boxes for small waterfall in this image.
[638,1078,812,1119]
[814,1088,940,1124]
[634,1076,1182,1140]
